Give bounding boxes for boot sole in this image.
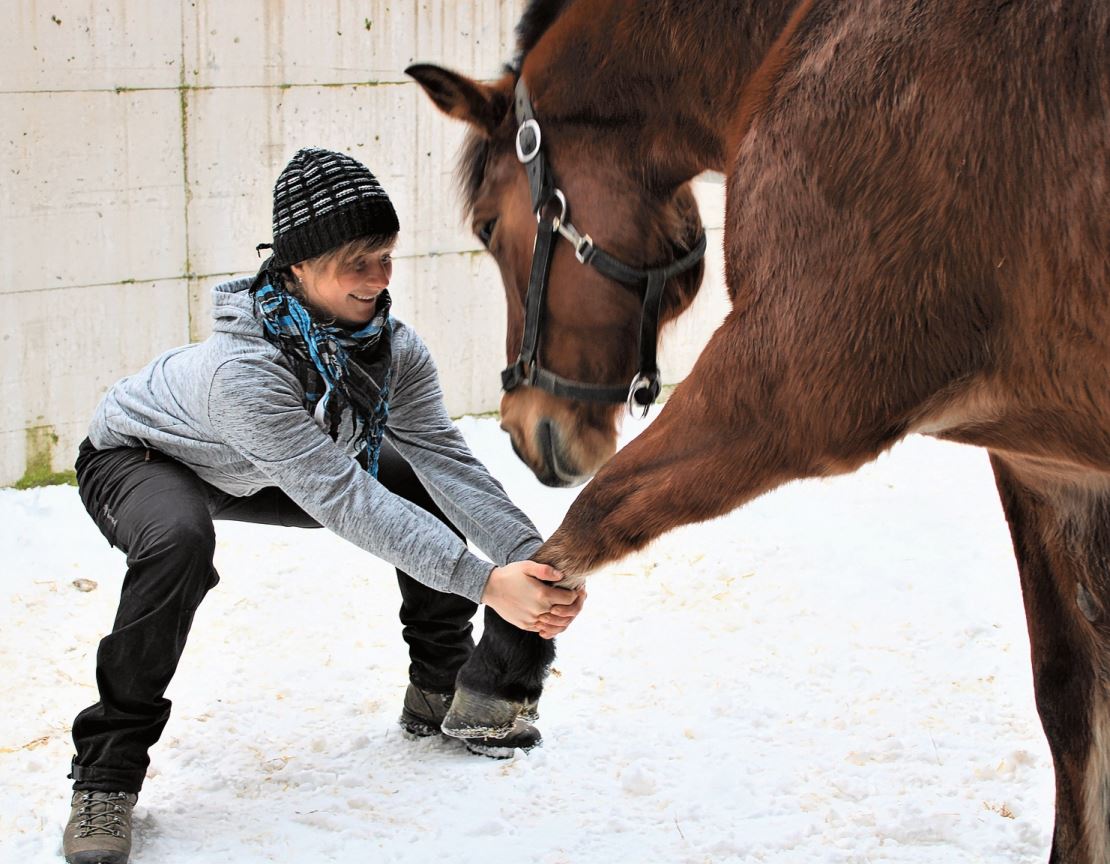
[65,850,129,864]
[398,713,441,738]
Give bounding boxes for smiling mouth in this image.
[350,293,378,302]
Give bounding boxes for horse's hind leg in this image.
[990,453,1110,864]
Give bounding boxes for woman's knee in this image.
[127,514,218,598]
[138,511,215,557]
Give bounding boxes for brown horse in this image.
[408,1,1110,860]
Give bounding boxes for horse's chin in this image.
[499,392,618,487]
[506,420,600,488]
[542,442,592,488]
[539,414,596,486]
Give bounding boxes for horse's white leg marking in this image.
[555,574,588,591]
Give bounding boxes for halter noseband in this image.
[500,77,708,417]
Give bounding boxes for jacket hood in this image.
[211,276,266,338]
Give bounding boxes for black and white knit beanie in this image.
[265,147,400,267]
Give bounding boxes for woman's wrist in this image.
[449,552,498,605]
[480,564,502,606]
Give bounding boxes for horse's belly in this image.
[933,417,1110,481]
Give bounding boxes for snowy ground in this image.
[1,413,1054,863]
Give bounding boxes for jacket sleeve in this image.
[206,355,496,602]
[385,327,544,566]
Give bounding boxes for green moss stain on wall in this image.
[12,426,76,490]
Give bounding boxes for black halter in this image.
[499,78,708,417]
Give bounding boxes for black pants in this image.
[69,438,477,794]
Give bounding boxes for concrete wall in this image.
[1,0,729,486]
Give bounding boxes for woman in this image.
[62,148,584,864]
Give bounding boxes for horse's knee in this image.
[1033,649,1094,746]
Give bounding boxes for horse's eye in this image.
[477,219,498,248]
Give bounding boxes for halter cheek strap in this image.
[502,76,708,416]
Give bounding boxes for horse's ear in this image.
[406,64,506,136]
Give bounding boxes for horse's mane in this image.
[459,131,492,219]
[457,0,574,217]
[514,0,575,69]
[456,0,598,222]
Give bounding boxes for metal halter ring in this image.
[627,373,660,418]
[515,118,542,163]
[536,188,568,224]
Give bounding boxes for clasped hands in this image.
[481,560,586,639]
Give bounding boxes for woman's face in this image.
[291,243,394,328]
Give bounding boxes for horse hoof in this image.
[464,720,543,758]
[441,687,523,739]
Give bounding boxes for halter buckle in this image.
[574,234,595,263]
[502,358,532,392]
[554,218,595,263]
[515,118,542,164]
[627,373,661,418]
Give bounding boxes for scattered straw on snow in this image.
[1,415,1053,863]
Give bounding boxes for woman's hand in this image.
[481,561,588,639]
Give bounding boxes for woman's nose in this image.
[366,262,390,287]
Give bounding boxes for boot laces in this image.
[77,791,130,839]
[418,688,451,718]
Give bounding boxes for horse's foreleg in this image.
[537,391,799,583]
[446,332,889,737]
[991,453,1110,864]
[449,605,553,726]
[444,394,754,738]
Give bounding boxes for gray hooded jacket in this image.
[88,277,542,602]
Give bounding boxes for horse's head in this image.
[407,63,706,486]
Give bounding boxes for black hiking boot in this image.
[399,684,453,738]
[399,683,542,759]
[63,790,137,864]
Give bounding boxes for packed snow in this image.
[1,413,1054,863]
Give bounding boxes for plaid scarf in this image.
[253,275,393,477]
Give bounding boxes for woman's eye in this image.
[477,219,497,247]
[381,253,392,265]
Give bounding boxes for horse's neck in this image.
[526,0,800,174]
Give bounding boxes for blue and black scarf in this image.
[252,274,394,477]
